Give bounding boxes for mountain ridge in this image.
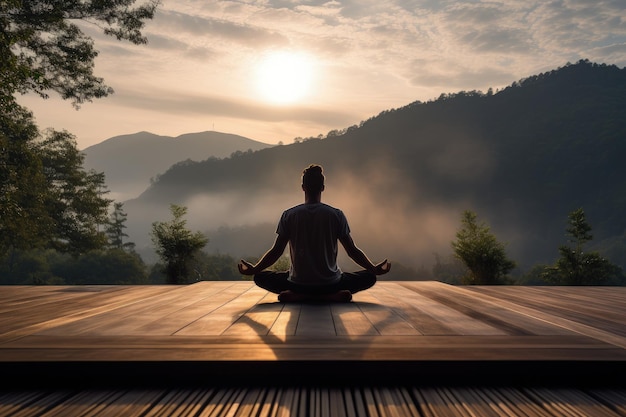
[120,60,626,274]
[83,130,272,201]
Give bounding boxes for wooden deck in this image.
[1,281,625,416]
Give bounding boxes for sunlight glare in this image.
[255,51,314,105]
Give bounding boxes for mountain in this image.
[123,60,626,274]
[82,131,272,200]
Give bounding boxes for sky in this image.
[17,0,626,150]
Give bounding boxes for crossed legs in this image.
[253,270,377,302]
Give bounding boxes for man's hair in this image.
[302,164,325,193]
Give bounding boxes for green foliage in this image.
[451,210,516,285]
[106,202,135,251]
[0,248,148,285]
[1,0,159,106]
[542,208,625,285]
[192,252,245,281]
[1,0,158,259]
[0,104,50,253]
[148,252,247,283]
[516,264,551,286]
[432,253,467,285]
[151,204,209,284]
[36,129,112,254]
[0,249,60,284]
[1,110,112,256]
[51,249,148,285]
[0,0,158,255]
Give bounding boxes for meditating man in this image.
[238,164,391,302]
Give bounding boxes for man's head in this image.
[302,164,325,194]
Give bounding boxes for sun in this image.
[255,51,314,105]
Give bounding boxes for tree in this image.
[1,0,159,107]
[0,105,50,256]
[151,204,208,284]
[52,249,148,284]
[1,116,112,257]
[451,210,516,284]
[37,129,112,254]
[1,0,158,257]
[542,208,624,285]
[105,202,135,251]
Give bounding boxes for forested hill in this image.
[124,60,626,272]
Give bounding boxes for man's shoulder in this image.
[283,203,305,214]
[282,203,344,216]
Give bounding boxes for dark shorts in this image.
[253,270,376,295]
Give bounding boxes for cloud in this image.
[16,0,626,151]
[154,10,290,48]
[110,87,356,126]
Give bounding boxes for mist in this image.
[123,159,483,275]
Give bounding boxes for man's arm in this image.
[339,234,391,275]
[238,233,289,275]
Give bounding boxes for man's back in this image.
[278,202,349,285]
[238,163,389,302]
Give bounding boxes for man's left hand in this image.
[374,259,391,275]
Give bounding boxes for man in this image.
[238,164,391,302]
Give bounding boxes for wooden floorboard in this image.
[0,281,626,390]
[1,386,624,417]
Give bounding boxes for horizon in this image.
[14,0,626,150]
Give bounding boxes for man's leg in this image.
[254,271,290,294]
[339,271,377,293]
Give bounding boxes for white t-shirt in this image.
[277,203,350,285]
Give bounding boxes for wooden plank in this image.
[364,285,459,335]
[353,291,421,336]
[33,282,238,337]
[524,388,591,417]
[413,387,467,417]
[400,281,576,336]
[41,389,122,417]
[466,286,626,337]
[362,387,381,417]
[268,303,301,336]
[174,284,267,336]
[9,391,77,417]
[222,298,284,336]
[276,387,297,417]
[82,282,238,336]
[374,283,506,335]
[133,282,254,336]
[331,302,379,336]
[587,389,626,416]
[295,304,336,336]
[196,387,237,417]
[397,387,423,417]
[1,386,626,417]
[414,282,626,349]
[0,286,173,338]
[0,287,87,313]
[492,387,555,417]
[0,391,53,417]
[2,333,624,363]
[346,388,367,417]
[253,387,279,417]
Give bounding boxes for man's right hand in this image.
[238,260,256,275]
